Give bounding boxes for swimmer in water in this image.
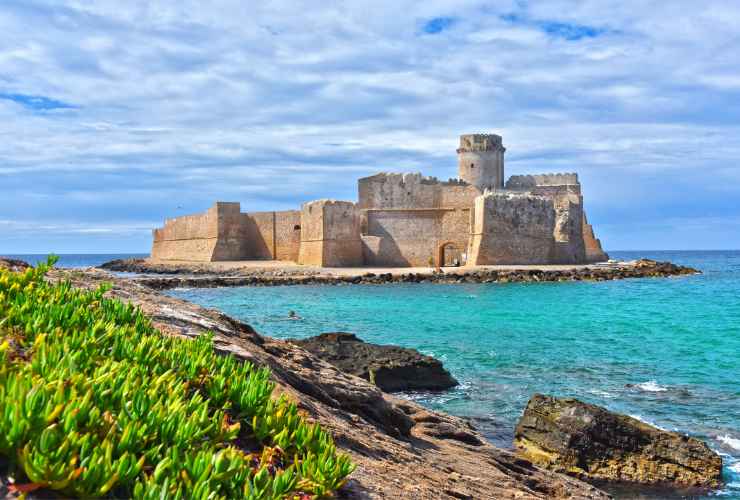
[288,310,301,320]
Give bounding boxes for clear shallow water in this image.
[2,253,147,268]
[169,251,733,497]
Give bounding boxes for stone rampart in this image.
[505,173,579,190]
[151,203,225,261]
[358,173,479,210]
[241,210,301,261]
[468,193,556,265]
[361,208,470,267]
[151,203,301,262]
[582,212,609,263]
[212,202,250,260]
[551,194,586,264]
[298,200,363,267]
[502,173,586,264]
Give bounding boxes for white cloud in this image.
[0,0,739,251]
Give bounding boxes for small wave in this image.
[632,380,668,392]
[628,414,666,431]
[587,389,616,399]
[729,461,740,474]
[716,484,740,495]
[719,435,740,452]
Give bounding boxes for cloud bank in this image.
[1,0,739,252]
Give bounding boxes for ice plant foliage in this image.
[0,257,355,498]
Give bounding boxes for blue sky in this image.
[1,0,739,253]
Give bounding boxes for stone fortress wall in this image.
[150,133,609,266]
[357,173,477,266]
[468,192,556,265]
[151,203,221,261]
[298,200,363,267]
[151,203,301,262]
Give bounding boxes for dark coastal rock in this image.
[514,394,723,490]
[0,257,31,272]
[289,332,459,392]
[100,258,186,274]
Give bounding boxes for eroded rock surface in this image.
[49,268,610,499]
[514,394,723,490]
[288,332,458,392]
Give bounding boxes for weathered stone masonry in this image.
[151,133,609,266]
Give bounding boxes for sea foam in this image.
[719,434,740,452]
[634,380,668,392]
[628,414,666,431]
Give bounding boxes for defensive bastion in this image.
[151,134,608,267]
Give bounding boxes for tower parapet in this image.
[457,134,505,191]
[506,173,579,190]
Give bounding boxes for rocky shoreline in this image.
[101,258,700,290]
[42,264,609,499]
[1,258,724,498]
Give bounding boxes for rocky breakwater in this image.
[109,258,701,290]
[514,394,723,491]
[288,332,458,392]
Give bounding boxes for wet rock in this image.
[514,394,723,490]
[100,258,153,273]
[289,332,459,392]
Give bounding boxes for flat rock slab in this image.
[289,332,459,392]
[514,394,723,490]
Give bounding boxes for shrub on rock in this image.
[0,257,354,498]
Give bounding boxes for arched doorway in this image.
[437,242,462,267]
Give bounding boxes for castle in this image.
[151,134,608,267]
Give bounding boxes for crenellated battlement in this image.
[361,172,468,186]
[456,134,505,153]
[505,173,579,190]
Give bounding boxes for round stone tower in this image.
[457,134,506,191]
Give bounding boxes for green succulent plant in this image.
[0,256,355,498]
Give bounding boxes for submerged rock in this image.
[514,394,723,490]
[289,332,459,392]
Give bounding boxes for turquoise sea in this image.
[167,251,740,499]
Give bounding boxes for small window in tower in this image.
[293,224,301,231]
[470,163,475,168]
